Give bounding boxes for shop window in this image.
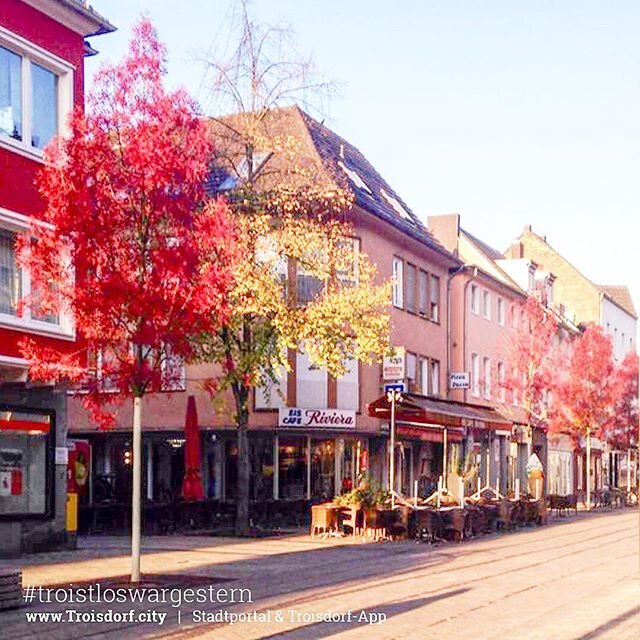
[336,358,358,411]
[310,438,335,500]
[296,351,327,408]
[249,436,274,502]
[278,437,306,500]
[0,408,52,517]
[339,438,367,493]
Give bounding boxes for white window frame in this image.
[483,357,491,399]
[471,353,480,397]
[482,290,491,320]
[470,284,479,315]
[0,25,74,160]
[497,361,506,403]
[497,297,505,326]
[430,359,440,396]
[392,256,403,308]
[0,208,74,339]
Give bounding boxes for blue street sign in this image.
[384,382,406,393]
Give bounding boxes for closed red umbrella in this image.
[182,395,204,501]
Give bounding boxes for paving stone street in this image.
[0,509,638,640]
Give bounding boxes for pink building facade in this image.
[68,108,465,517]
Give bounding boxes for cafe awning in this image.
[367,392,512,430]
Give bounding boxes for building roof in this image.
[459,227,527,295]
[296,109,456,262]
[598,285,638,319]
[44,0,115,36]
[208,106,459,264]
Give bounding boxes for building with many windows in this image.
[0,0,113,554]
[68,106,483,517]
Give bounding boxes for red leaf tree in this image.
[18,20,236,581]
[550,324,617,509]
[608,352,639,449]
[607,352,639,490]
[502,297,562,437]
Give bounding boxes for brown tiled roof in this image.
[598,285,637,319]
[297,109,457,262]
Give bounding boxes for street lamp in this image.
[387,389,402,507]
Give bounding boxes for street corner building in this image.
[0,0,114,555]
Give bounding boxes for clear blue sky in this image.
[86,1,639,315]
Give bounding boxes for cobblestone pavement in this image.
[0,509,638,639]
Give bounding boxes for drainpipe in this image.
[446,264,467,399]
[461,267,479,404]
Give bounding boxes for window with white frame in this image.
[482,290,491,320]
[296,350,327,408]
[336,357,359,411]
[161,346,186,391]
[430,275,440,322]
[483,357,491,398]
[497,361,506,402]
[406,351,417,384]
[255,364,287,409]
[470,284,479,314]
[405,263,416,313]
[512,366,519,406]
[0,228,20,315]
[497,297,505,326]
[0,33,72,153]
[0,221,67,330]
[430,359,440,396]
[418,269,428,317]
[392,257,403,308]
[471,353,480,397]
[420,357,429,395]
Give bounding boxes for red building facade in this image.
[0,0,113,554]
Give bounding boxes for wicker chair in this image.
[415,509,442,543]
[310,504,339,538]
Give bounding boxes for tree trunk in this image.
[586,427,592,511]
[131,395,143,582]
[234,389,250,536]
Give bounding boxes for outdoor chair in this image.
[415,509,442,543]
[340,505,363,536]
[497,500,515,531]
[310,504,339,538]
[443,508,467,542]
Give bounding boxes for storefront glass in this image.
[0,409,51,516]
[310,438,335,500]
[279,437,306,500]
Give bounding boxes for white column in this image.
[273,435,279,500]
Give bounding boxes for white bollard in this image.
[515,478,520,500]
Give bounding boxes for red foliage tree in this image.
[502,297,562,435]
[18,20,236,580]
[550,324,617,509]
[607,352,639,450]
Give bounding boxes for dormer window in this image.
[380,188,414,223]
[337,160,371,193]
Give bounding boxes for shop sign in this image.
[449,372,469,390]
[383,347,405,380]
[278,408,356,430]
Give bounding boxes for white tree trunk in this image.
[586,427,591,511]
[131,396,143,583]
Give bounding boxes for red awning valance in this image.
[397,423,464,443]
[368,393,511,430]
